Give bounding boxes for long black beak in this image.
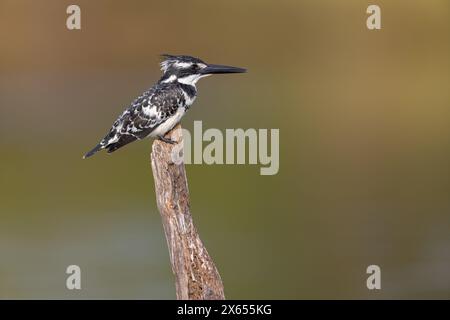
[200,64,247,75]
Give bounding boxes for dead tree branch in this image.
[150,124,225,300]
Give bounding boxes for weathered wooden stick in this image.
[150,124,225,300]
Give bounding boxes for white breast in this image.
[148,108,186,138]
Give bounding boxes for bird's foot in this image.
[158,135,176,144]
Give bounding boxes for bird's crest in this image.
[160,54,204,73]
[160,54,177,72]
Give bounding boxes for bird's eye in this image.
[192,64,200,71]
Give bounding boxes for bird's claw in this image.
[158,135,176,144]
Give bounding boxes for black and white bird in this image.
[83,54,246,159]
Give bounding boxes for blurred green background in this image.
[0,0,449,299]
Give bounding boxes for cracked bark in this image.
[150,124,225,300]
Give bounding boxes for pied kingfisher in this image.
[83,54,246,159]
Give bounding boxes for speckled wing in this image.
[83,83,186,158]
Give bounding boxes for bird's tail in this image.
[83,143,103,159]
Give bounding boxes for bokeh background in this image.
[1,0,449,299]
